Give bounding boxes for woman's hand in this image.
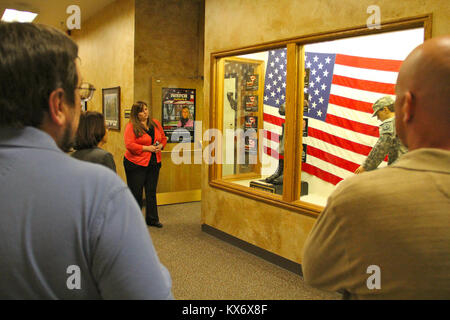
[143,145,157,153]
[154,144,163,153]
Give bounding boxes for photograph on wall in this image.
[244,116,258,129]
[304,68,310,115]
[303,118,309,137]
[302,143,308,163]
[245,136,258,154]
[102,86,121,130]
[161,87,196,143]
[245,95,258,112]
[245,74,259,91]
[304,93,309,114]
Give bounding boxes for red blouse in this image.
[124,119,167,166]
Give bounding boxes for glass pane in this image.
[299,28,424,206]
[220,47,287,196]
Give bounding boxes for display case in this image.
[219,57,265,180]
[209,16,430,211]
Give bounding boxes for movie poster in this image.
[161,88,196,143]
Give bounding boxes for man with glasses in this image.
[0,22,173,299]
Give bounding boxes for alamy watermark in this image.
[366,265,381,290]
[367,5,381,30]
[168,121,271,166]
[66,5,81,30]
[66,265,81,290]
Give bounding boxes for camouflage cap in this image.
[372,96,395,117]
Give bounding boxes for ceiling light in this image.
[1,9,38,23]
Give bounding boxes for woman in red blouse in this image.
[124,101,167,228]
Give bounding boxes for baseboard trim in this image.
[201,224,303,277]
[156,189,202,205]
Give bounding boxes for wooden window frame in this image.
[208,14,432,218]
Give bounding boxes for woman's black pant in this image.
[123,157,161,224]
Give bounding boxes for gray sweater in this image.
[71,146,116,173]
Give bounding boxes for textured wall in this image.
[203,0,450,264]
[134,0,204,103]
[72,0,135,183]
[134,0,205,194]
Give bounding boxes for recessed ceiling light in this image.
[1,8,38,23]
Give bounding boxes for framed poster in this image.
[161,88,196,143]
[303,118,309,137]
[245,74,259,91]
[302,144,308,163]
[244,116,258,129]
[102,87,121,130]
[245,95,258,112]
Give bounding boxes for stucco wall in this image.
[134,0,204,103]
[72,0,135,183]
[202,0,450,264]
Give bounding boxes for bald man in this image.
[302,36,450,299]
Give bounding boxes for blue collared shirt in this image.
[0,126,173,299]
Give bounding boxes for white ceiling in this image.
[0,0,116,30]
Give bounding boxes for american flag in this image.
[262,49,402,185]
[262,48,287,163]
[301,51,401,185]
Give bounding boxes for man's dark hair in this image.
[0,22,79,128]
[74,111,106,150]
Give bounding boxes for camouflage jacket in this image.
[362,117,407,171]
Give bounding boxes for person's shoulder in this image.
[331,167,400,203]
[93,146,110,155]
[67,154,124,188]
[70,148,88,159]
[380,118,395,135]
[72,147,108,160]
[125,121,133,130]
[152,118,162,126]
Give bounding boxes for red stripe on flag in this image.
[263,113,285,126]
[308,127,372,156]
[307,145,359,173]
[263,130,280,143]
[335,54,402,72]
[325,114,379,138]
[264,146,284,160]
[301,162,343,185]
[332,75,396,94]
[329,94,373,114]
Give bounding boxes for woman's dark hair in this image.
[0,22,79,128]
[129,101,156,137]
[74,111,106,150]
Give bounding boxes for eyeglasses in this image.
[77,82,96,102]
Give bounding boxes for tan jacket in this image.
[302,148,450,299]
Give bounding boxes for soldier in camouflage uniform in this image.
[355,96,407,174]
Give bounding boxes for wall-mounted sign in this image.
[161,87,196,143]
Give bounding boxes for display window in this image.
[300,28,424,207]
[217,48,288,197]
[209,15,431,215]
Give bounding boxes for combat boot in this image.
[265,159,284,183]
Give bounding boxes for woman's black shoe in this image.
[148,222,163,228]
